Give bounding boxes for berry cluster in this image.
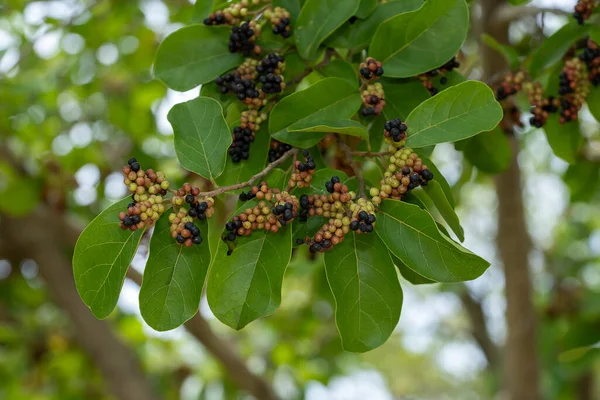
[579,39,600,86]
[359,58,384,81]
[228,21,261,56]
[383,118,408,143]
[558,58,590,123]
[119,158,169,231]
[495,71,526,101]
[216,73,260,100]
[527,82,558,128]
[360,83,386,116]
[236,58,260,80]
[350,210,376,234]
[168,210,203,247]
[224,183,299,247]
[257,52,285,76]
[203,11,229,26]
[265,7,292,38]
[268,140,292,162]
[259,73,285,94]
[229,110,268,163]
[573,0,596,25]
[204,0,268,26]
[418,56,461,96]
[288,150,316,188]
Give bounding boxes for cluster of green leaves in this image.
[73,0,504,352]
[482,16,600,184]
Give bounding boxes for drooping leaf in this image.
[416,153,455,208]
[295,0,361,60]
[324,232,403,352]
[564,160,600,202]
[139,214,210,331]
[154,25,243,91]
[423,180,464,241]
[382,78,430,121]
[405,81,503,148]
[288,119,367,139]
[168,96,231,181]
[529,21,591,78]
[355,0,377,19]
[207,201,293,329]
[391,254,436,285]
[370,0,468,78]
[481,33,520,70]
[327,0,423,51]
[462,128,512,173]
[543,113,582,164]
[586,85,600,122]
[321,59,358,86]
[73,198,145,319]
[376,200,490,282]
[270,78,361,147]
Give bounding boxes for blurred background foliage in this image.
[1,0,600,399]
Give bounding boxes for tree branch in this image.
[198,148,299,197]
[126,269,278,400]
[492,4,570,24]
[337,137,366,198]
[0,211,161,400]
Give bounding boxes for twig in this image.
[349,151,392,157]
[337,138,366,198]
[199,148,299,197]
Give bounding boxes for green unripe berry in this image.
[370,187,380,197]
[161,181,170,190]
[391,179,400,188]
[129,183,138,192]
[384,171,392,178]
[388,164,397,173]
[389,156,396,164]
[372,196,382,205]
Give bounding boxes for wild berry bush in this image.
[73,0,600,352]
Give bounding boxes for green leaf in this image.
[565,160,600,202]
[154,25,243,91]
[265,168,290,188]
[543,113,582,164]
[377,200,490,282]
[355,0,377,19]
[168,96,231,181]
[295,0,361,60]
[270,78,361,147]
[529,21,591,78]
[139,214,211,331]
[288,119,367,139]
[416,153,455,208]
[324,232,402,352]
[292,216,328,246]
[392,254,436,285]
[405,81,503,148]
[423,181,464,242]
[370,0,468,78]
[73,198,145,319]
[382,78,430,121]
[215,125,270,191]
[200,81,233,109]
[462,128,512,173]
[274,0,302,23]
[481,34,520,70]
[327,0,423,51]
[587,85,600,122]
[207,201,293,329]
[191,0,215,23]
[321,59,358,86]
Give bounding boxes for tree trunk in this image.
[479,1,540,399]
[1,211,162,400]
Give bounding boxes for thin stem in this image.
[198,148,299,197]
[337,138,366,198]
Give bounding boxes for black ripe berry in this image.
[192,235,203,245]
[350,220,359,231]
[176,234,185,244]
[296,238,305,245]
[127,157,137,166]
[228,22,258,56]
[421,169,434,181]
[130,162,140,172]
[229,126,254,163]
[123,216,133,227]
[185,194,195,204]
